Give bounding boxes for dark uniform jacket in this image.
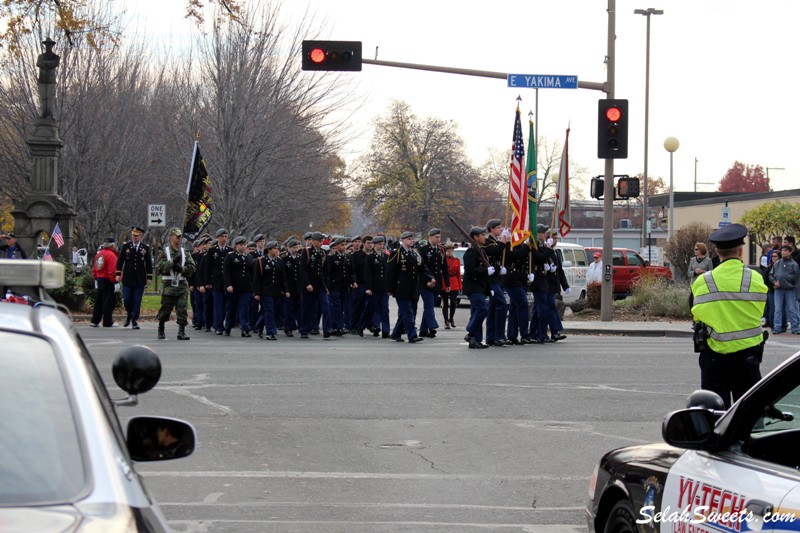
[254,255,288,296]
[327,251,356,293]
[462,246,490,296]
[222,251,254,293]
[483,235,508,285]
[116,241,153,287]
[283,252,302,296]
[352,250,368,286]
[187,250,202,288]
[529,242,549,293]
[194,250,208,288]
[544,247,569,294]
[299,246,329,292]
[205,243,231,291]
[505,243,532,289]
[364,251,389,293]
[386,246,433,300]
[418,241,450,292]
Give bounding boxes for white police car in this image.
[587,349,800,532]
[0,259,195,531]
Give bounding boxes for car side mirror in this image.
[127,416,196,461]
[662,409,717,450]
[644,260,650,267]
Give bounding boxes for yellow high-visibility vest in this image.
[691,259,767,354]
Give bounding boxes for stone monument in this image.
[11,37,75,259]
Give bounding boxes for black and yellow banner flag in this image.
[183,141,213,241]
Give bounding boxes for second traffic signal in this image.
[597,99,628,159]
[302,40,362,71]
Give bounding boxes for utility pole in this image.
[600,0,616,321]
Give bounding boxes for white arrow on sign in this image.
[148,204,166,227]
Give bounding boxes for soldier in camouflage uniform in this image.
[157,227,196,340]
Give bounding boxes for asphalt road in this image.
[82,323,800,532]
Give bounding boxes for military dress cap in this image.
[400,231,415,240]
[311,231,324,241]
[331,237,346,246]
[351,235,363,241]
[303,231,313,240]
[168,227,182,237]
[486,219,502,230]
[372,236,385,244]
[470,226,486,237]
[246,241,256,248]
[253,233,265,242]
[131,226,144,236]
[286,238,300,247]
[428,228,441,236]
[536,224,549,234]
[265,240,278,250]
[215,228,228,238]
[233,236,247,245]
[709,223,748,249]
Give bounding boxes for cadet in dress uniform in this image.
[350,236,368,334]
[156,227,196,340]
[253,240,289,340]
[194,235,214,331]
[505,239,534,344]
[282,238,303,336]
[463,226,491,349]
[299,231,332,339]
[387,231,434,343]
[360,236,391,337]
[116,226,153,329]
[417,228,450,338]
[223,236,255,337]
[188,237,204,331]
[483,219,510,346]
[543,231,568,342]
[205,228,231,335]
[250,234,267,335]
[529,225,553,344]
[327,237,356,335]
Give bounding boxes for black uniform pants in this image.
[699,347,762,409]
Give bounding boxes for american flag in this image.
[43,248,53,261]
[509,106,530,247]
[52,223,65,248]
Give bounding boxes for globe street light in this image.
[663,136,680,241]
[634,8,664,254]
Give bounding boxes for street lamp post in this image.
[634,8,664,254]
[664,136,680,241]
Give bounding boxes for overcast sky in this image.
[132,0,800,195]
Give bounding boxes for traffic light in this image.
[597,99,629,159]
[590,177,604,199]
[616,176,640,199]
[302,40,362,71]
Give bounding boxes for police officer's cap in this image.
[253,233,265,242]
[536,224,549,234]
[233,236,247,245]
[286,238,300,247]
[486,219,502,230]
[215,228,228,238]
[331,237,346,246]
[708,223,748,249]
[372,236,385,244]
[311,231,324,241]
[428,228,441,236]
[303,231,313,240]
[265,240,278,251]
[168,227,182,237]
[400,231,415,240]
[131,226,144,236]
[469,226,485,237]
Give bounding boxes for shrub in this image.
[664,221,715,283]
[617,273,692,319]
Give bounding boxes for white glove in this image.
[546,238,554,247]
[501,229,511,239]
[543,263,552,272]
[94,280,98,289]
[760,256,769,267]
[565,288,571,294]
[500,266,507,275]
[487,266,496,276]
[527,273,535,282]
[490,290,495,297]
[114,283,120,293]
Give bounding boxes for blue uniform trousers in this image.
[486,282,507,342]
[122,284,145,322]
[329,290,346,331]
[466,292,489,343]
[418,287,440,335]
[212,290,230,333]
[506,286,529,340]
[284,294,301,332]
[225,291,251,333]
[301,291,330,335]
[360,292,390,333]
[260,294,278,336]
[391,298,418,339]
[531,291,552,341]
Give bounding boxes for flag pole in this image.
[504,96,522,234]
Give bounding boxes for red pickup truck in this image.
[584,247,672,296]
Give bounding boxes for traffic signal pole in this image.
[601,0,616,321]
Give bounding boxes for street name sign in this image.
[507,74,579,89]
[148,204,166,227]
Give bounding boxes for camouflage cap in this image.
[168,227,182,237]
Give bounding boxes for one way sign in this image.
[148,204,166,227]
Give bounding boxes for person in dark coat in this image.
[528,225,551,343]
[505,240,534,344]
[483,219,510,346]
[417,228,450,338]
[222,236,255,337]
[116,226,153,330]
[463,226,491,349]
[205,229,231,335]
[387,231,433,343]
[298,231,332,339]
[359,236,391,337]
[327,237,356,335]
[282,238,303,336]
[350,235,369,334]
[253,241,289,340]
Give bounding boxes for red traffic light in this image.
[309,48,326,64]
[606,107,621,122]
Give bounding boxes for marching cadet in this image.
[250,233,267,335]
[359,235,391,337]
[484,219,510,346]
[188,237,205,331]
[253,240,289,341]
[195,235,214,332]
[156,227,196,340]
[282,238,303,336]
[387,231,434,343]
[327,237,356,335]
[299,231,332,339]
[417,228,450,338]
[223,236,255,337]
[351,235,370,334]
[543,231,568,342]
[505,239,534,344]
[463,226,491,349]
[205,228,231,335]
[116,226,153,330]
[528,224,553,344]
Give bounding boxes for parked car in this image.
[0,259,196,531]
[587,350,800,533]
[584,247,672,297]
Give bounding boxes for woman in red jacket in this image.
[442,242,462,329]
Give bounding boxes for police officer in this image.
[691,223,768,408]
[116,226,153,329]
[205,228,231,335]
[253,240,289,341]
[327,236,356,335]
[463,226,491,349]
[156,227,196,340]
[417,228,450,338]
[484,219,510,346]
[360,235,390,337]
[299,231,332,339]
[223,236,255,337]
[387,231,433,343]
